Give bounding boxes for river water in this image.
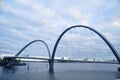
[0,62,120,80]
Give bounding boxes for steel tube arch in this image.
[15,40,51,59]
[50,25,120,72]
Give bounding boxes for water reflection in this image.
[115,72,120,79]
[1,66,17,74]
[47,72,57,80]
[26,63,29,72]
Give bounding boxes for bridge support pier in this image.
[49,60,54,73]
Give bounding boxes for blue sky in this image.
[0,0,120,60]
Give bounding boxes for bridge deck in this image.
[4,57,119,64]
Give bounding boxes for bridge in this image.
[3,25,120,72]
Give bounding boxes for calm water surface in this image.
[0,62,120,80]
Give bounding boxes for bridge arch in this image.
[50,25,120,72]
[15,40,51,59]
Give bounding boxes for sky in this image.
[0,0,120,60]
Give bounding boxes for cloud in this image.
[112,21,120,28]
[0,0,120,58]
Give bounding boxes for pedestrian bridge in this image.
[3,25,120,72]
